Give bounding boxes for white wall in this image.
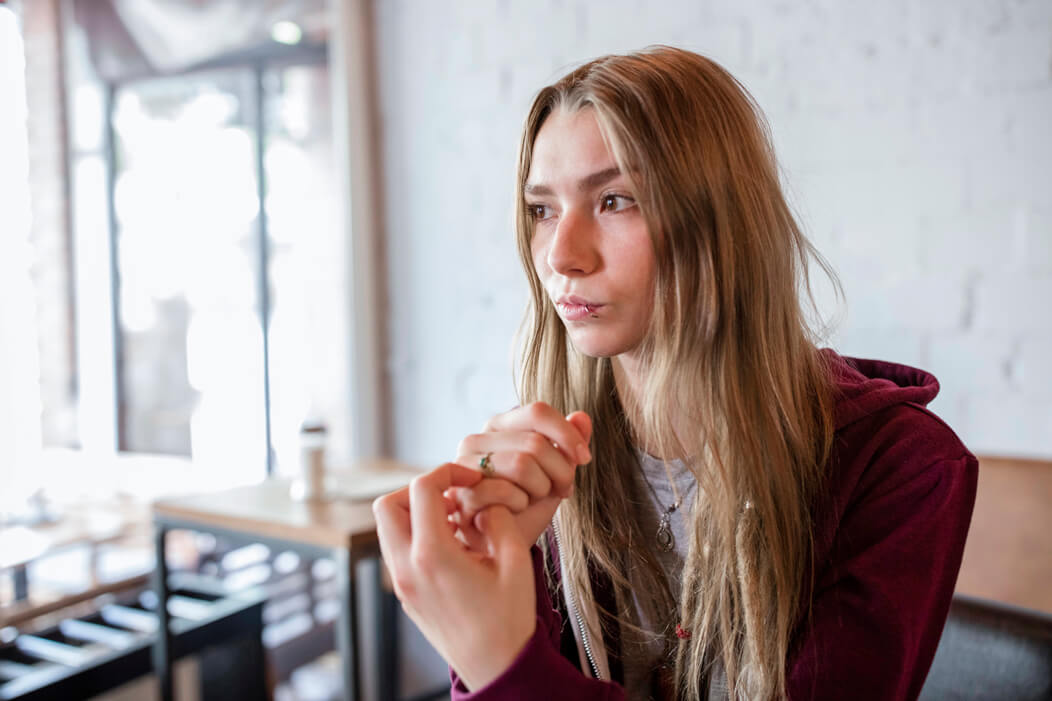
[374,0,1052,464]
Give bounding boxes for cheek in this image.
[618,244,657,296]
[640,257,658,295]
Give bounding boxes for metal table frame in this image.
[152,514,398,701]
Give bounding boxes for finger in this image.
[448,480,530,523]
[514,494,565,544]
[457,429,578,476]
[471,491,563,550]
[564,411,592,495]
[475,505,528,562]
[489,452,553,499]
[441,491,458,515]
[483,403,592,464]
[565,411,593,448]
[409,463,485,552]
[456,432,576,496]
[372,487,412,569]
[456,517,488,553]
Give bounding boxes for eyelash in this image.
[526,193,636,221]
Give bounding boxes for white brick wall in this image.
[375,0,1052,464]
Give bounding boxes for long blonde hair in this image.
[516,47,840,699]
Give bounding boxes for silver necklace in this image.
[639,460,696,553]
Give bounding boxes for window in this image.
[5,0,352,507]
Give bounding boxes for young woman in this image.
[372,46,978,700]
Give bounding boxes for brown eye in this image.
[601,194,635,213]
[528,204,552,221]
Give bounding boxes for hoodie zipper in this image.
[551,516,602,680]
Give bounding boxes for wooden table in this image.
[151,461,421,701]
[0,496,150,615]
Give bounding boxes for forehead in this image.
[527,107,620,187]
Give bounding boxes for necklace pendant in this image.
[656,514,675,552]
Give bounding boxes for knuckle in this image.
[457,434,479,457]
[474,508,493,531]
[524,432,550,455]
[382,559,411,598]
[509,453,533,479]
[391,572,415,600]
[510,486,530,511]
[458,489,479,513]
[372,493,393,517]
[409,474,428,495]
[558,465,576,488]
[408,548,435,576]
[485,407,513,431]
[492,479,514,499]
[525,402,548,420]
[493,481,518,507]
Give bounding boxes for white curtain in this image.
[0,5,45,513]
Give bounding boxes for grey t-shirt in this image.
[621,451,697,700]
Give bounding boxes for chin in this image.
[566,332,635,359]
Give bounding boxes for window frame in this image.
[99,42,328,475]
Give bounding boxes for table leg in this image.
[335,548,361,701]
[12,564,28,602]
[152,524,174,701]
[377,555,398,701]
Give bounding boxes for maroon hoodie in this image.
[450,351,979,700]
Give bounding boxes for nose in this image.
[545,209,598,276]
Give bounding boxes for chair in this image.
[920,594,1052,700]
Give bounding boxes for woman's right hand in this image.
[446,403,592,549]
[373,464,537,691]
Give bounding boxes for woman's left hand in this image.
[373,463,537,692]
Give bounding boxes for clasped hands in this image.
[372,403,592,691]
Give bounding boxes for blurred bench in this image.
[0,577,265,701]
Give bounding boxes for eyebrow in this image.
[524,166,623,197]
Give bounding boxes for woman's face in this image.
[526,107,657,360]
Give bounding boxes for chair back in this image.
[920,594,1052,700]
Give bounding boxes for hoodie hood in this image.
[822,349,941,431]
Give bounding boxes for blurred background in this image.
[0,0,1049,699]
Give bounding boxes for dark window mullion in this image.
[254,62,274,476]
[104,81,125,453]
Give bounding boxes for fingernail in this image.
[577,445,591,464]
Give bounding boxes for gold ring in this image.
[479,452,495,477]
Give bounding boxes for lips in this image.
[556,295,603,321]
